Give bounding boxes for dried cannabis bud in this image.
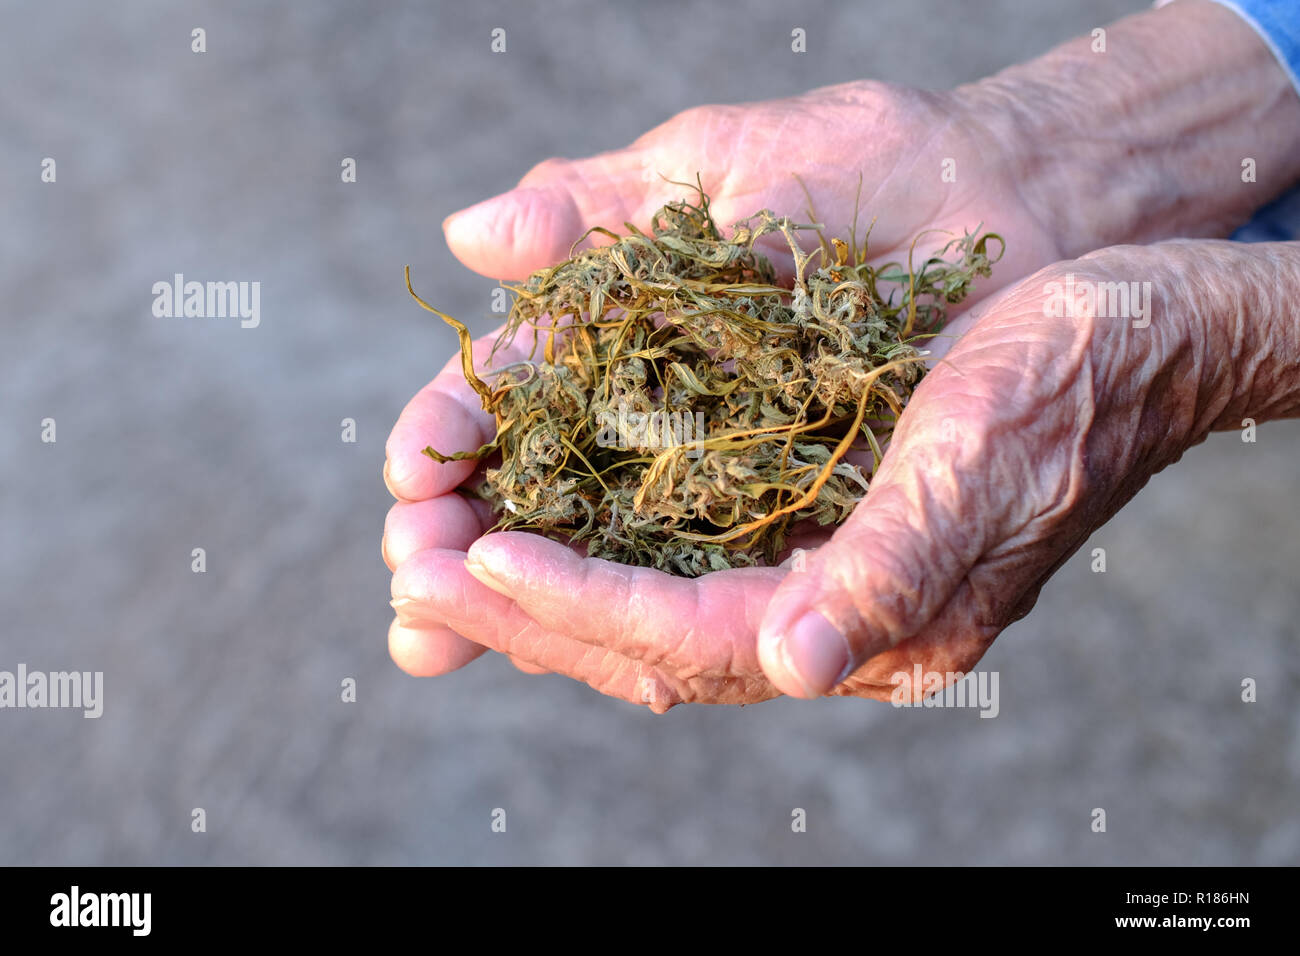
[407,184,1001,577]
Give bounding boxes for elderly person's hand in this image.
[392,240,1300,708]
[384,0,1300,702]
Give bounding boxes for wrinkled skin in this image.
[435,82,1065,288]
[384,71,1300,709]
[385,81,1070,683]
[388,235,1263,710]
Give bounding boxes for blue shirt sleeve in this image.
[1203,0,1300,240]
[1207,0,1300,95]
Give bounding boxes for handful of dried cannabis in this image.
[407,185,1001,577]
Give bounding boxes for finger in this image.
[383,495,489,571]
[833,580,1003,702]
[384,494,496,671]
[754,381,1009,697]
[443,151,649,280]
[462,531,783,679]
[755,298,1081,697]
[388,617,488,676]
[384,321,538,502]
[392,549,775,709]
[510,657,549,675]
[391,550,683,710]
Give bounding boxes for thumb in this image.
[756,406,991,699]
[443,153,647,280]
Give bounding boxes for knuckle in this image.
[518,156,570,186]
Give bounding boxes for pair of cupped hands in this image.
[382,74,1293,711]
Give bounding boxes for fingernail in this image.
[386,455,413,489]
[464,556,513,598]
[390,597,418,624]
[778,612,853,697]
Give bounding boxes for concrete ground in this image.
[2,0,1297,865]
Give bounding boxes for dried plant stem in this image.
[406,182,1002,577]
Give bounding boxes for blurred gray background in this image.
[2,0,1297,865]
